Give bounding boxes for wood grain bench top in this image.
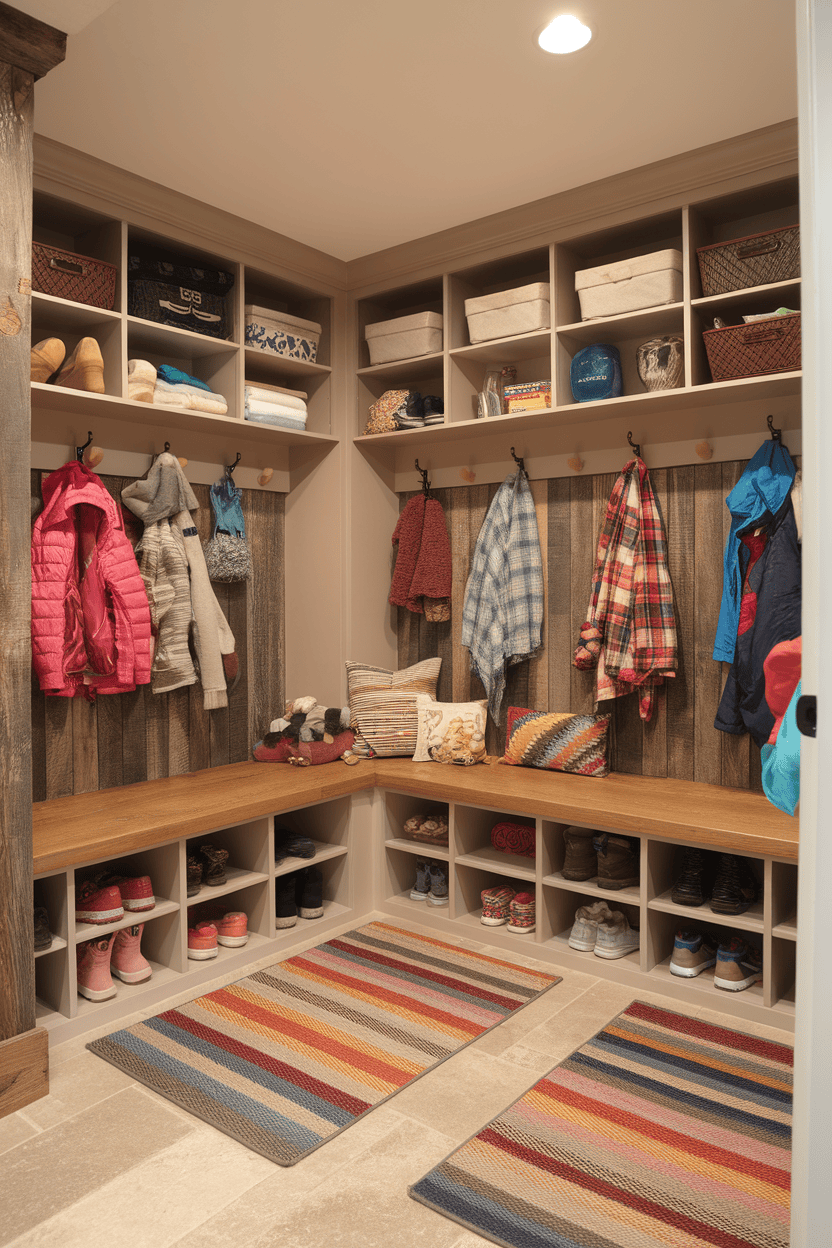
[32,757,798,875]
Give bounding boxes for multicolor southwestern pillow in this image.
[346,657,441,757]
[412,695,487,765]
[501,706,611,777]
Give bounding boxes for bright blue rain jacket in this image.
[712,440,796,663]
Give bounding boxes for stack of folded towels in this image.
[128,360,228,415]
[244,380,308,430]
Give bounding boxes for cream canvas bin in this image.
[464,282,550,343]
[365,311,443,365]
[575,250,683,320]
[244,305,322,362]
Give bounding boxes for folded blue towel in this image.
[157,363,213,392]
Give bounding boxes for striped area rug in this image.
[410,1000,792,1248]
[88,921,559,1165]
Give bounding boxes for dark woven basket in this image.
[703,313,801,382]
[32,242,117,309]
[697,225,800,297]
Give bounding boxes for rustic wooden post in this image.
[0,0,65,1117]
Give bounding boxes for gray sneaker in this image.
[427,861,449,907]
[568,900,613,951]
[594,910,640,959]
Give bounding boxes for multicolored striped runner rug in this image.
[410,1000,793,1248]
[88,921,559,1165]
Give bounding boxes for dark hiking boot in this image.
[34,906,52,951]
[200,843,229,887]
[296,866,324,919]
[275,873,298,928]
[671,847,711,907]
[562,826,597,881]
[710,854,759,915]
[186,855,203,897]
[594,833,640,890]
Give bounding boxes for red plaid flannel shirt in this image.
[575,457,677,721]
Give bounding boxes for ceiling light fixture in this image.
[537,13,592,54]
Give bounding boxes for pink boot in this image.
[111,924,152,983]
[77,933,117,1000]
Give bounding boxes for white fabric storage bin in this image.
[244,305,322,362]
[464,282,550,343]
[575,250,683,320]
[365,311,443,365]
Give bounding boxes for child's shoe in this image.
[111,924,152,983]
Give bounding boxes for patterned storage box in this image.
[32,242,117,310]
[464,283,550,344]
[245,305,321,363]
[702,313,801,382]
[128,254,235,339]
[697,225,800,297]
[365,312,443,365]
[575,250,683,320]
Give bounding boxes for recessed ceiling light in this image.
[537,13,592,54]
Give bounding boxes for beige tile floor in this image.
[0,911,793,1248]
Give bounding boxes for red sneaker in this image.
[187,920,218,960]
[193,905,248,947]
[76,880,124,925]
[94,870,155,912]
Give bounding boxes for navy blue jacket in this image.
[714,493,801,747]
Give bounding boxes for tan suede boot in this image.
[30,337,66,383]
[54,337,105,393]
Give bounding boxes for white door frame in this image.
[792,2,831,1243]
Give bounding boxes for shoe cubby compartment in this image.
[187,880,272,958]
[771,862,798,939]
[276,853,350,928]
[383,844,448,912]
[541,820,642,905]
[381,791,450,857]
[33,192,123,310]
[685,177,800,303]
[646,840,765,935]
[186,819,271,905]
[34,870,69,957]
[645,909,766,1007]
[273,797,351,872]
[73,843,181,942]
[35,945,72,1021]
[454,862,531,932]
[454,804,536,880]
[540,883,642,968]
[31,304,122,398]
[769,937,796,1012]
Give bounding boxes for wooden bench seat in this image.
[33,757,798,875]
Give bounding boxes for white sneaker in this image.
[594,911,640,959]
[568,901,613,951]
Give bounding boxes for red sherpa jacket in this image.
[31,461,152,698]
[389,494,452,613]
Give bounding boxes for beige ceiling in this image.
[28,0,797,262]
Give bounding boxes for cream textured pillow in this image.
[413,694,488,765]
[345,658,441,757]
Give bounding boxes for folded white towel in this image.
[154,377,228,415]
[244,406,306,431]
[128,359,157,404]
[244,380,307,403]
[245,386,307,414]
[244,396,307,422]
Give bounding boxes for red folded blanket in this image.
[491,820,535,858]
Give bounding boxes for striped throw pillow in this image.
[346,658,441,757]
[502,706,611,777]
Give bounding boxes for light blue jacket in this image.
[712,440,796,662]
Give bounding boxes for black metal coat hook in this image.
[767,414,783,444]
[627,431,642,459]
[414,459,432,497]
[226,452,242,476]
[76,431,93,463]
[510,447,528,479]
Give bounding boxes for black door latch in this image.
[796,694,817,738]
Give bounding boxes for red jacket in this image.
[31,461,152,698]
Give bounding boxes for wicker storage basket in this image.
[32,242,117,310]
[697,225,800,297]
[702,313,801,382]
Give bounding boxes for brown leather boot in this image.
[562,826,597,881]
[30,337,66,382]
[595,833,640,890]
[54,337,105,393]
